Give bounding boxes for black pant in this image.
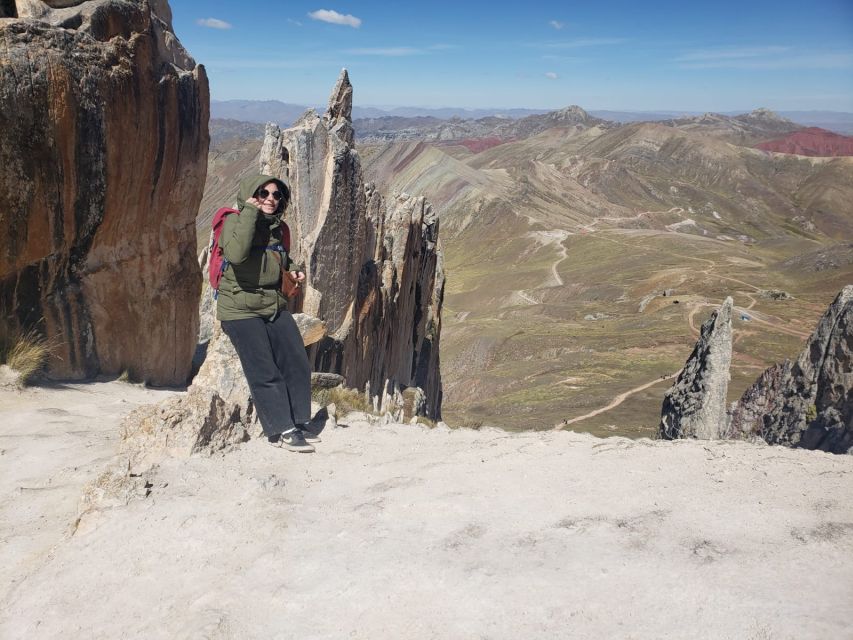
[221,311,312,436]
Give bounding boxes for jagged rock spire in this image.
[730,285,852,453]
[323,68,353,145]
[660,297,733,440]
[326,68,353,122]
[260,73,444,419]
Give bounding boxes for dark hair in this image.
[256,180,290,215]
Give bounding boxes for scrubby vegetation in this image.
[312,385,372,419]
[0,325,53,385]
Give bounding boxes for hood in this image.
[236,174,291,214]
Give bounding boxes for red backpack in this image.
[208,207,291,294]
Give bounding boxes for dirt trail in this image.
[554,370,682,428]
[550,238,567,287]
[578,206,685,233]
[688,300,811,340]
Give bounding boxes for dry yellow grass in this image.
[312,385,372,418]
[2,327,53,385]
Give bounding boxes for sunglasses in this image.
[256,188,285,201]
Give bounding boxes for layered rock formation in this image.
[259,70,444,418]
[660,298,733,439]
[0,0,208,384]
[729,286,852,453]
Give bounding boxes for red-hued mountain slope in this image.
[756,127,853,157]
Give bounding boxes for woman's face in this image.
[255,181,285,215]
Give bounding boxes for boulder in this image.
[0,0,209,385]
[119,310,326,472]
[730,286,852,453]
[119,323,254,473]
[311,372,344,389]
[660,297,733,439]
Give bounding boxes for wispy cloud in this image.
[538,37,627,49]
[308,9,361,28]
[549,20,564,30]
[288,18,303,27]
[427,43,458,51]
[676,46,790,62]
[676,46,853,69]
[196,18,232,30]
[344,47,423,56]
[545,71,559,79]
[542,54,581,62]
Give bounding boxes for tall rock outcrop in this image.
[730,286,852,454]
[0,0,209,384]
[660,297,733,439]
[260,70,444,417]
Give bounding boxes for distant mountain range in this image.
[211,99,853,134]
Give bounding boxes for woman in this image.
[217,174,315,452]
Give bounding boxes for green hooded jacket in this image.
[216,174,296,321]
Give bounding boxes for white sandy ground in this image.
[2,382,853,640]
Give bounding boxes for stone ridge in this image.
[355,103,606,144]
[261,70,444,418]
[730,285,852,453]
[660,297,733,440]
[0,0,209,384]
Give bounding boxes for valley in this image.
[202,108,853,436]
[359,109,853,434]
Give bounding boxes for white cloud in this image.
[308,9,362,28]
[344,47,422,56]
[549,20,564,30]
[196,18,232,30]
[288,18,303,27]
[545,71,559,79]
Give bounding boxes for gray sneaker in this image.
[270,428,315,453]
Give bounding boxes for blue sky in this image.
[170,1,853,112]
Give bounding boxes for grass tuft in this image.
[312,385,373,419]
[3,327,53,385]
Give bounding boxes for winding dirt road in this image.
[687,301,811,340]
[554,370,682,430]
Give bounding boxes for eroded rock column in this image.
[0,0,209,384]
[660,297,733,439]
[259,70,444,418]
